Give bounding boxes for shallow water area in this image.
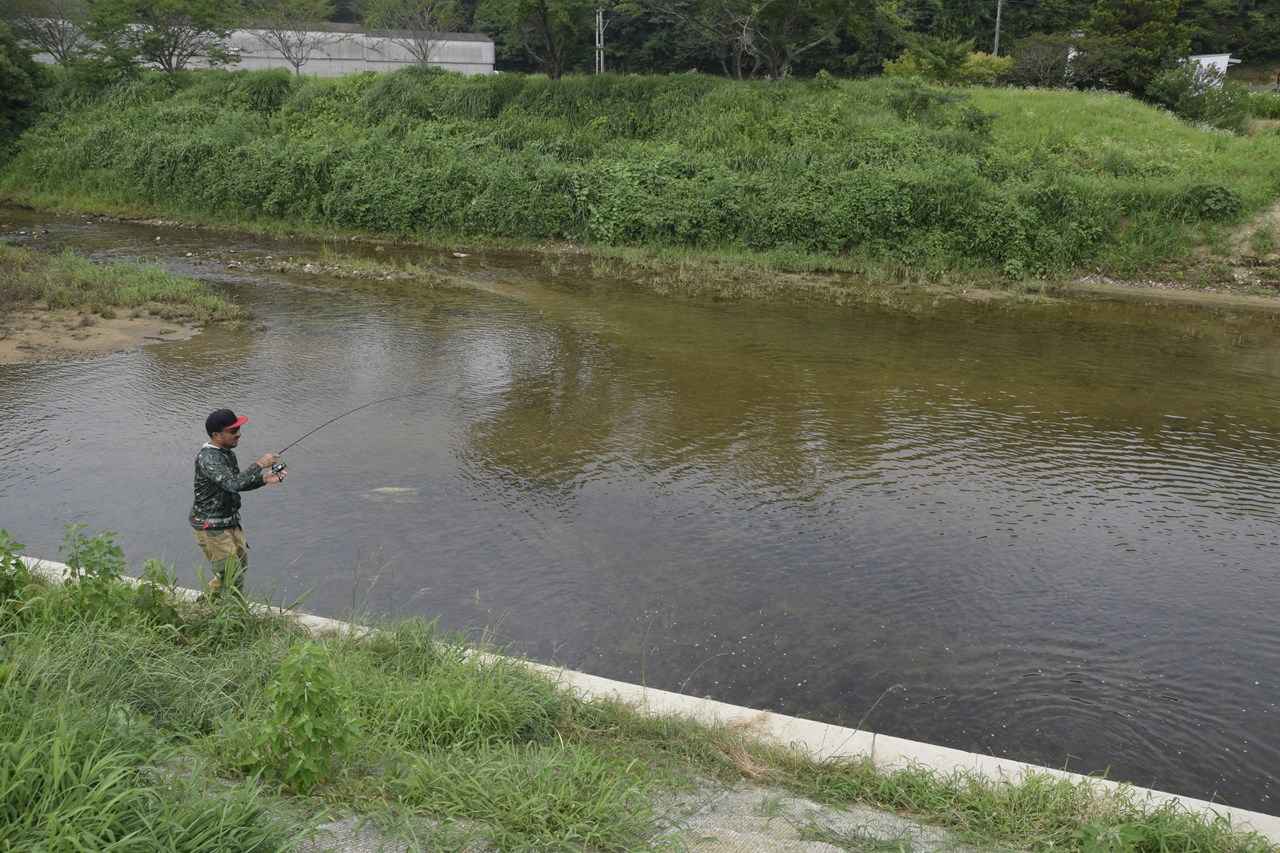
[2,209,1279,813]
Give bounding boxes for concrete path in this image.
[299,782,1003,852]
[662,783,1013,853]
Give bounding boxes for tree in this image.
[630,0,873,79]
[473,0,593,78]
[0,21,42,157]
[86,0,244,72]
[884,34,972,82]
[5,0,92,64]
[593,1,723,73]
[364,0,460,63]
[627,0,765,78]
[752,0,868,78]
[1086,0,1189,94]
[249,0,347,75]
[1007,31,1073,87]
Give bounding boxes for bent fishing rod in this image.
[268,390,434,477]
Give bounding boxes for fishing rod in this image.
[269,390,434,477]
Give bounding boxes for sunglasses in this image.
[225,427,240,435]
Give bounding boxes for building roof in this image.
[244,21,492,43]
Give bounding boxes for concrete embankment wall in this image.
[20,555,1280,843]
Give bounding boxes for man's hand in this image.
[256,452,280,469]
[265,471,286,485]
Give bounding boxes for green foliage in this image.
[230,68,299,113]
[4,68,1280,279]
[0,244,243,321]
[0,699,296,851]
[0,22,43,160]
[1146,62,1249,133]
[250,641,358,792]
[86,0,244,73]
[474,0,595,79]
[0,524,1273,851]
[1246,92,1280,120]
[885,43,1012,86]
[1086,0,1190,95]
[1173,183,1243,221]
[132,558,183,628]
[959,51,1013,85]
[883,35,973,84]
[393,744,653,850]
[1008,32,1073,87]
[354,654,566,751]
[60,523,129,614]
[0,530,32,605]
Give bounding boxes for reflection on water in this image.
[2,211,1279,812]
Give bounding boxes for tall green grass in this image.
[6,68,1280,278]
[1,527,1275,851]
[0,243,243,321]
[1247,92,1280,120]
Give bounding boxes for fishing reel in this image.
[270,461,288,483]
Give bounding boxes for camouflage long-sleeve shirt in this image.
[190,444,265,530]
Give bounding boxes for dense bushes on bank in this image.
[4,68,1280,275]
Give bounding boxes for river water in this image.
[2,210,1278,812]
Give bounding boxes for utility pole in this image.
[595,8,606,74]
[992,0,1004,56]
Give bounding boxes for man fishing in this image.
[190,408,285,596]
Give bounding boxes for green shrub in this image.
[884,42,1010,88]
[1007,33,1073,88]
[883,36,974,85]
[249,641,357,792]
[959,52,1013,85]
[1146,63,1249,133]
[1173,183,1244,221]
[233,69,298,114]
[0,529,31,605]
[60,524,129,615]
[1246,91,1280,120]
[882,51,926,80]
[0,22,43,160]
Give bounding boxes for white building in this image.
[220,25,494,76]
[1187,53,1241,83]
[30,22,495,76]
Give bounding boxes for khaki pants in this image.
[193,527,249,594]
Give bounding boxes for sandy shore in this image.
[0,306,198,365]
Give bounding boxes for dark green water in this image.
[2,210,1278,812]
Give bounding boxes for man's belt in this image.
[191,512,241,530]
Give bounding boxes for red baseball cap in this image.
[206,409,249,435]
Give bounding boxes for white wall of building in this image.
[1187,53,1241,79]
[217,29,495,76]
[31,25,495,77]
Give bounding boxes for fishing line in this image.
[276,390,435,456]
